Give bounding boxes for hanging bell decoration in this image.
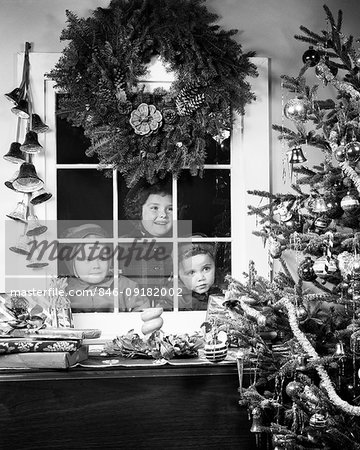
[20,131,43,154]
[334,341,345,356]
[11,99,30,119]
[25,240,49,269]
[4,87,25,105]
[12,162,44,192]
[312,196,328,214]
[287,146,307,164]
[3,142,26,164]
[6,201,28,223]
[30,188,52,205]
[31,113,49,133]
[26,214,48,236]
[4,170,20,191]
[9,234,31,255]
[340,192,359,211]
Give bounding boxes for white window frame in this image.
[6,53,270,338]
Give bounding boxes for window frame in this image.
[3,53,270,337]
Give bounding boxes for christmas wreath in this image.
[49,0,257,186]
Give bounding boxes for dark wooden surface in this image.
[0,364,258,450]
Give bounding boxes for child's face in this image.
[141,193,173,236]
[179,253,215,294]
[73,242,110,284]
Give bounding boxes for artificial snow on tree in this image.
[224,5,360,449]
[48,0,257,187]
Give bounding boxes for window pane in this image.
[58,242,115,313]
[178,170,231,237]
[56,95,98,164]
[204,134,230,164]
[155,241,230,311]
[118,176,173,238]
[118,241,173,307]
[57,169,113,237]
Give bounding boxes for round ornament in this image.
[340,193,359,211]
[309,413,327,429]
[345,139,360,163]
[334,143,346,162]
[296,305,308,322]
[285,380,303,397]
[284,97,311,122]
[314,216,331,231]
[298,256,317,281]
[324,198,343,219]
[302,46,321,67]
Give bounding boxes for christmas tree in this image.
[223,5,360,449]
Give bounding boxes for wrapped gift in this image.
[0,338,81,355]
[0,345,88,369]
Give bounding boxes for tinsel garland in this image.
[48,0,258,186]
[315,62,360,99]
[339,161,360,194]
[278,296,360,416]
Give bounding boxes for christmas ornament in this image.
[309,413,327,429]
[324,197,343,219]
[269,236,282,259]
[334,341,345,356]
[302,46,321,67]
[285,380,303,397]
[314,216,331,231]
[250,406,262,447]
[296,305,308,322]
[212,129,230,146]
[340,192,359,211]
[287,146,307,163]
[284,97,311,122]
[334,142,347,162]
[298,257,317,281]
[312,196,328,213]
[274,201,293,221]
[345,138,360,163]
[129,103,163,136]
[313,255,337,277]
[338,252,355,276]
[272,433,296,450]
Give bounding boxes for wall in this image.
[0,0,358,288]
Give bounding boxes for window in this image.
[3,54,269,336]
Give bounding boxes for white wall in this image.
[0,0,358,288]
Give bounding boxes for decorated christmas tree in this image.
[223,5,360,449]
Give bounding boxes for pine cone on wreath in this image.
[176,83,206,116]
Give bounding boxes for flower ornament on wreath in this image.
[48,0,258,187]
[130,103,163,136]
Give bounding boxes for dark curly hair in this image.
[124,181,172,220]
